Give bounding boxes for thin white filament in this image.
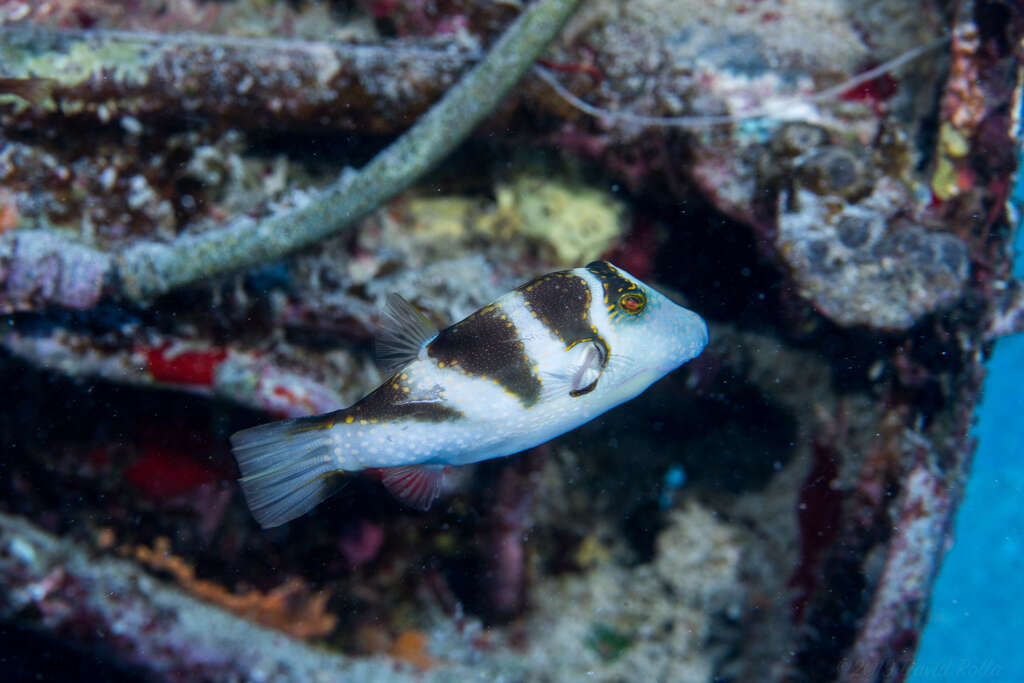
[534,38,948,130]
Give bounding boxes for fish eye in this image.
[617,291,646,315]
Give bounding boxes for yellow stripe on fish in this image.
[230,261,708,528]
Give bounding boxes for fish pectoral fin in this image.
[375,293,440,374]
[542,338,608,400]
[380,464,448,510]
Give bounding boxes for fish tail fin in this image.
[230,417,345,529]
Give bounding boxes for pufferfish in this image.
[230,261,708,528]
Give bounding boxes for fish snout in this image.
[667,306,709,369]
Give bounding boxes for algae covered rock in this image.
[489,174,626,266]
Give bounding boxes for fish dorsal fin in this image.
[542,338,609,401]
[381,464,447,510]
[375,294,440,374]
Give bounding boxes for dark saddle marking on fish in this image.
[518,271,599,346]
[427,303,542,407]
[586,261,639,305]
[347,378,464,423]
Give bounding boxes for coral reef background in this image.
[0,0,1022,681]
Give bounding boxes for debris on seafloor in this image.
[0,0,1021,681]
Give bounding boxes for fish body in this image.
[231,261,708,528]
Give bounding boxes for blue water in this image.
[911,161,1024,682]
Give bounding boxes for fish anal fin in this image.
[375,293,440,374]
[380,464,447,510]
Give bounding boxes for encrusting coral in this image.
[132,537,337,640]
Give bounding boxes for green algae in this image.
[585,622,634,662]
[21,39,153,87]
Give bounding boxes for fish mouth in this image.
[615,365,669,391]
[616,355,695,389]
[608,346,698,393]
